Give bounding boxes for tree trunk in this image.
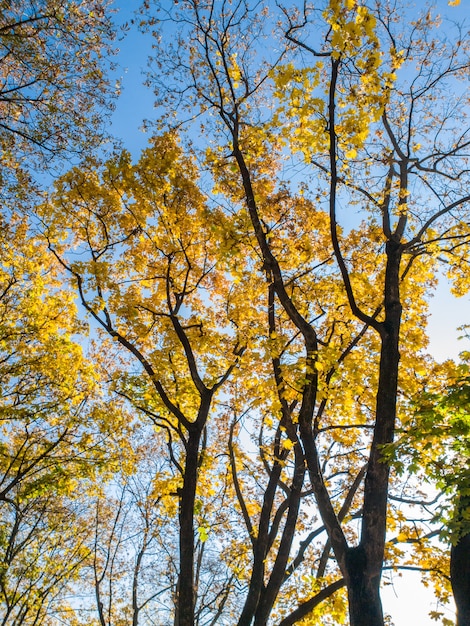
[451,493,470,626]
[346,546,384,626]
[451,532,470,626]
[347,239,403,626]
[175,427,202,626]
[253,449,306,626]
[237,462,283,626]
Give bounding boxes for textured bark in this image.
[175,427,202,626]
[451,521,470,626]
[346,239,403,626]
[450,489,470,626]
[346,546,384,626]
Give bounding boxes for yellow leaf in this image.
[282,438,294,450]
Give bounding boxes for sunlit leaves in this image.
[0,215,130,624]
[271,0,397,166]
[11,0,470,623]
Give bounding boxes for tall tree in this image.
[41,136,249,626]
[139,0,470,624]
[0,214,130,625]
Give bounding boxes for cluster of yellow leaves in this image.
[272,0,404,164]
[271,62,329,159]
[42,133,266,433]
[0,216,126,490]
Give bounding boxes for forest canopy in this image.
[0,1,469,626]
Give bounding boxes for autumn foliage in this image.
[1,1,469,625]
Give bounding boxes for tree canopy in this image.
[0,1,469,625]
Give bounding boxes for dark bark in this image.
[253,447,306,626]
[346,546,383,626]
[277,579,346,626]
[451,492,470,626]
[175,426,203,626]
[451,533,470,626]
[346,239,403,626]
[237,461,283,626]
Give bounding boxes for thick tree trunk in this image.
[451,516,470,626]
[451,533,470,626]
[175,428,202,626]
[347,239,403,626]
[346,546,384,626]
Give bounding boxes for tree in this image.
[41,136,249,625]
[0,5,134,617]
[0,489,91,625]
[42,133,362,625]
[0,0,116,200]
[38,1,470,625]
[395,355,470,626]
[0,215,130,624]
[138,0,470,624]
